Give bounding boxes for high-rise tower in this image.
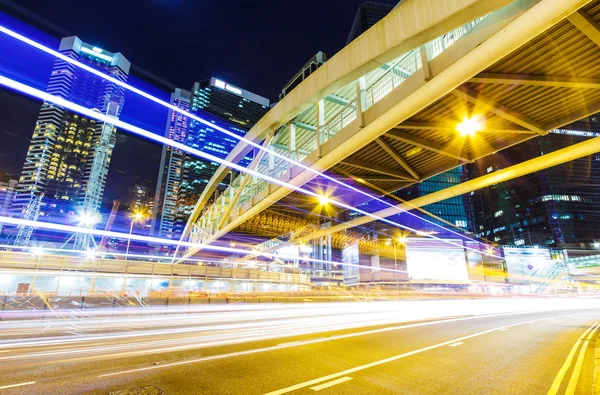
[152,78,269,241]
[11,36,130,246]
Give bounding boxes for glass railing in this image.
[194,14,491,239]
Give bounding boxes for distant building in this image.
[395,168,470,233]
[152,78,269,240]
[151,88,191,241]
[279,51,327,101]
[128,184,152,214]
[0,171,17,234]
[0,171,17,216]
[346,1,396,44]
[465,122,600,249]
[11,36,130,227]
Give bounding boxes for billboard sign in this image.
[503,247,552,284]
[405,238,468,281]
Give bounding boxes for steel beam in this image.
[451,86,546,134]
[385,130,471,162]
[292,133,600,245]
[398,120,534,134]
[375,138,420,180]
[340,158,415,180]
[568,10,600,47]
[469,73,600,89]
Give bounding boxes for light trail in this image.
[0,24,490,250]
[0,244,353,275]
[0,216,407,275]
[0,299,598,367]
[0,74,498,260]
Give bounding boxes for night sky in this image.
[0,0,398,202]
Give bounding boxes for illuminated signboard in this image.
[342,242,360,285]
[214,79,243,96]
[503,247,552,284]
[80,46,113,62]
[405,238,468,281]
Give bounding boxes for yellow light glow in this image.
[230,242,237,248]
[355,177,365,183]
[397,237,406,244]
[318,195,330,205]
[133,212,144,221]
[456,116,482,136]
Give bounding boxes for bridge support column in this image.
[316,99,325,158]
[356,76,367,126]
[288,124,297,178]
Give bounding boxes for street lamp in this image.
[318,194,330,206]
[125,212,145,260]
[456,116,482,137]
[391,236,407,291]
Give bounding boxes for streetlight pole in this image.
[125,218,135,260]
[125,212,144,260]
[393,242,398,291]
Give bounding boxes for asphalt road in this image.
[1,299,599,394]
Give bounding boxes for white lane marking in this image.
[278,338,324,347]
[0,381,36,390]
[263,313,586,395]
[498,328,508,331]
[310,377,353,391]
[448,342,464,347]
[98,311,530,378]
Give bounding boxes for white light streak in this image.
[0,24,490,251]
[0,74,496,260]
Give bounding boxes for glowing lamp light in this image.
[31,247,44,256]
[354,178,365,183]
[133,212,144,221]
[318,195,330,206]
[77,212,101,227]
[397,237,407,244]
[230,242,237,248]
[456,116,482,136]
[84,249,96,260]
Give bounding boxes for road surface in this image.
[0,299,599,394]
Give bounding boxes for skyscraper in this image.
[0,171,17,235]
[151,88,191,241]
[152,78,269,240]
[465,121,600,249]
[11,37,130,236]
[346,1,396,44]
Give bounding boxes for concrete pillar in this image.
[316,99,325,158]
[355,76,367,125]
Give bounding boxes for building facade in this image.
[152,78,269,240]
[395,168,470,234]
[465,122,600,248]
[11,37,130,228]
[346,1,396,44]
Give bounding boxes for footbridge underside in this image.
[181,0,600,258]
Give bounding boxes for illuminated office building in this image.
[151,88,191,240]
[11,36,130,225]
[153,78,269,240]
[395,168,470,233]
[465,120,600,248]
